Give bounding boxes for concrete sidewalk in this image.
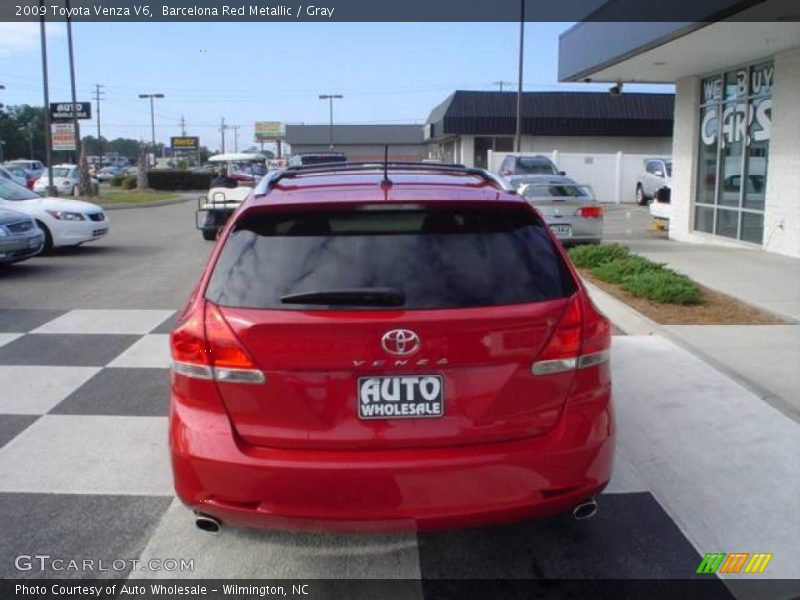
[586,238,800,422]
[622,239,800,322]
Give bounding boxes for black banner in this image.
[2,0,795,22]
[49,102,92,121]
[5,579,800,600]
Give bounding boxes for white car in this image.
[0,165,28,188]
[0,178,109,249]
[33,164,97,197]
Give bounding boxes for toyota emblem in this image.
[381,329,421,356]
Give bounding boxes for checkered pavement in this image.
[0,308,730,588]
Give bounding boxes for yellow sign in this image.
[255,121,285,141]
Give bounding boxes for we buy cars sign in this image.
[50,102,91,121]
[51,123,76,151]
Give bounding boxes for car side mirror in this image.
[558,171,566,176]
[500,170,511,176]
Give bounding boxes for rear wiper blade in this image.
[280,287,405,307]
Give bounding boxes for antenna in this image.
[382,144,391,186]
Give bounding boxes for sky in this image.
[0,21,672,152]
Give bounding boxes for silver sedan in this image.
[517,177,603,244]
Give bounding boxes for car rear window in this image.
[206,207,576,310]
[521,184,591,198]
[516,158,558,175]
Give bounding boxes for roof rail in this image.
[252,161,511,197]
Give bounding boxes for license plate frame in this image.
[549,223,572,236]
[358,375,444,420]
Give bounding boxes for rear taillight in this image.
[576,206,603,218]
[170,299,264,384]
[205,303,265,383]
[531,293,611,376]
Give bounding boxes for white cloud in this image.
[0,22,65,57]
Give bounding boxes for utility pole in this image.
[514,0,525,153]
[180,115,187,136]
[319,94,343,149]
[219,117,229,153]
[39,2,55,195]
[232,125,240,152]
[93,84,104,165]
[493,80,513,92]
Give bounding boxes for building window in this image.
[474,136,514,169]
[695,62,772,244]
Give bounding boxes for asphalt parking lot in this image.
[0,200,796,598]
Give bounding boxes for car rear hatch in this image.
[203,203,580,450]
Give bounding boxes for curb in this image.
[99,195,196,211]
[583,280,659,336]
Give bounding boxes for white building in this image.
[559,12,800,257]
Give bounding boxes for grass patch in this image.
[619,269,704,305]
[567,243,629,268]
[568,243,704,306]
[96,190,180,205]
[591,255,664,285]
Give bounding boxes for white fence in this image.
[488,151,659,204]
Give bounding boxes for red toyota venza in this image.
[169,163,614,532]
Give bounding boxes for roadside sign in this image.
[171,136,200,151]
[51,123,76,151]
[255,121,285,142]
[50,102,91,121]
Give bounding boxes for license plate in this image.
[358,375,444,420]
[549,223,572,236]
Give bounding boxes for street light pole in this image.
[39,1,55,195]
[319,94,343,149]
[138,93,164,164]
[65,0,81,166]
[514,0,525,153]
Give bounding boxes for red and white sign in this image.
[51,123,76,151]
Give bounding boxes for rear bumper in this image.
[170,386,614,532]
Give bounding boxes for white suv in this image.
[636,158,671,206]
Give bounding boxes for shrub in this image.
[567,243,629,268]
[620,270,704,305]
[122,176,137,190]
[146,169,213,191]
[592,255,663,285]
[110,175,125,187]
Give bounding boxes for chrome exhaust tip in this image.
[195,514,222,533]
[572,498,598,520]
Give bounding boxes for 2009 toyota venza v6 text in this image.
[169,162,614,532]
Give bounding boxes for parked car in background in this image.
[0,165,28,188]
[636,158,672,206]
[505,173,577,193]
[498,154,564,177]
[0,207,45,264]
[7,159,45,180]
[171,162,613,533]
[33,164,98,197]
[96,166,125,182]
[518,175,603,245]
[0,178,109,249]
